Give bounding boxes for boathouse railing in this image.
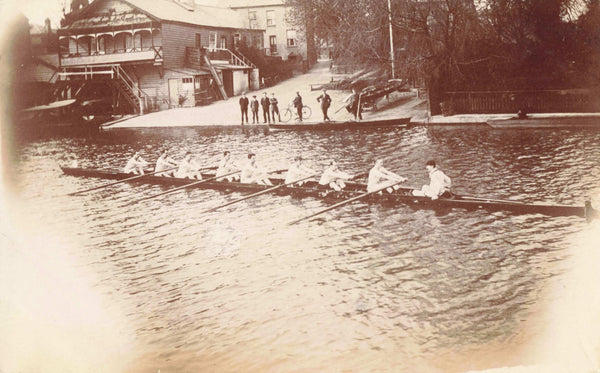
[442,89,600,114]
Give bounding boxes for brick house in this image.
[228,0,307,62]
[57,0,264,113]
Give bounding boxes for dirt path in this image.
[107,60,425,128]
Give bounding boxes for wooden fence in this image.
[442,89,600,115]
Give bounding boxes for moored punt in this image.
[61,166,597,220]
[487,114,600,129]
[268,117,411,131]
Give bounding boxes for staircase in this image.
[202,54,228,100]
[56,64,149,114]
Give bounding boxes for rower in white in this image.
[240,153,273,186]
[154,149,178,177]
[216,151,240,181]
[124,151,149,175]
[367,159,407,193]
[285,156,316,185]
[175,152,202,179]
[319,160,353,191]
[412,160,452,200]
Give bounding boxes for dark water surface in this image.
[4,125,600,372]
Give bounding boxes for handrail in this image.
[233,48,256,68]
[113,65,149,100]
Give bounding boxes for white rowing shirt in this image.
[319,166,350,185]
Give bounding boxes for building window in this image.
[182,77,193,84]
[269,35,277,54]
[195,34,202,48]
[286,30,297,47]
[233,33,240,46]
[220,36,227,49]
[249,10,257,20]
[266,10,275,26]
[209,32,217,50]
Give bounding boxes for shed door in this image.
[222,71,233,97]
[168,79,179,107]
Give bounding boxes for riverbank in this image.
[103,60,599,129]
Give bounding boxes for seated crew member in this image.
[412,160,452,200]
[367,159,407,193]
[124,151,149,175]
[284,156,316,186]
[216,151,240,181]
[175,152,202,180]
[319,160,353,191]
[240,153,273,186]
[154,149,178,177]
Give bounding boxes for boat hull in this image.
[269,117,411,131]
[61,167,596,219]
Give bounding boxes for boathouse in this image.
[57,0,264,114]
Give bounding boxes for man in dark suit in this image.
[239,92,249,125]
[317,89,332,121]
[260,92,271,123]
[292,91,303,122]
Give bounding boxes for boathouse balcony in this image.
[58,27,163,67]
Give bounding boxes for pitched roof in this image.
[228,0,285,8]
[124,0,249,29]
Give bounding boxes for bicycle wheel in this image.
[302,105,312,120]
[282,108,293,122]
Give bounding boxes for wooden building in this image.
[57,0,264,113]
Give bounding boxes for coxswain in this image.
[319,160,353,191]
[412,160,452,200]
[284,156,316,186]
[123,151,149,175]
[154,149,178,177]
[367,159,407,193]
[175,152,202,180]
[240,153,273,186]
[216,151,240,181]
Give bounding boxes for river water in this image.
[2,124,600,373]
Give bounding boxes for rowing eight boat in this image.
[61,166,597,220]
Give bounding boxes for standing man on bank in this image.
[239,92,249,125]
[250,95,260,124]
[292,91,303,122]
[270,93,281,122]
[260,92,271,124]
[317,89,332,121]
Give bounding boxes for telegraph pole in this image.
[387,0,395,79]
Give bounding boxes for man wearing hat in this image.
[239,92,249,125]
[250,94,260,124]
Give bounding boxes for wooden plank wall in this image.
[444,90,600,114]
[161,22,263,69]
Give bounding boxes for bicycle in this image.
[281,104,312,122]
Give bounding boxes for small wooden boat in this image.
[487,114,600,129]
[269,117,411,131]
[61,166,597,220]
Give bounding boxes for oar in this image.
[200,173,318,214]
[68,166,179,196]
[287,180,405,226]
[334,105,346,114]
[131,169,241,204]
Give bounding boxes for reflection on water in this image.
[2,125,600,372]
